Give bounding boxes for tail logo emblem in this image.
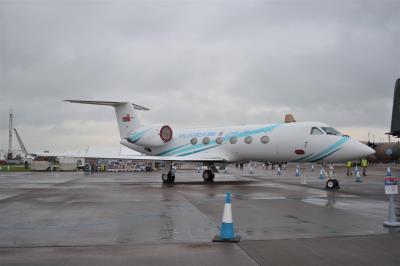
[122,114,132,122]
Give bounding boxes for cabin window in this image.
[203,137,210,145]
[260,135,269,144]
[244,136,253,144]
[310,127,324,135]
[216,137,223,145]
[229,136,237,144]
[190,137,197,145]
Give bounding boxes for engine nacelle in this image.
[127,125,173,147]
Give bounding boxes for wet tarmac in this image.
[0,164,399,265]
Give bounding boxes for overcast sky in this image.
[1,0,400,154]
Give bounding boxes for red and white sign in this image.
[122,114,132,122]
[385,177,398,195]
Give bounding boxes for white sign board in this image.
[385,178,398,195]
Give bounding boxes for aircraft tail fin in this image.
[13,128,28,155]
[64,100,149,139]
[390,79,400,137]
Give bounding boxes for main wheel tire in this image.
[162,172,175,183]
[162,173,168,183]
[202,170,209,180]
[203,170,215,181]
[170,173,175,183]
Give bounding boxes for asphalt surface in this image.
[0,164,399,265]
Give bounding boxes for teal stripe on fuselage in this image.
[293,153,315,162]
[156,144,191,156]
[309,147,344,162]
[226,124,281,140]
[129,129,150,142]
[130,136,143,143]
[174,140,219,156]
[306,137,348,162]
[165,124,281,156]
[130,133,145,143]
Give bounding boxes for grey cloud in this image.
[1,1,399,151]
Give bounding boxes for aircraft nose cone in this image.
[323,138,376,162]
[350,140,375,158]
[358,142,376,157]
[338,139,376,161]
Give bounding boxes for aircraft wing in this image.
[32,152,227,163]
[76,154,227,163]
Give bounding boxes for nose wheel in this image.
[321,163,340,190]
[326,179,340,189]
[202,170,215,182]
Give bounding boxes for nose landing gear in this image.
[322,164,340,189]
[326,179,339,189]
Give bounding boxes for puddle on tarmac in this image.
[234,193,287,200]
[302,197,387,218]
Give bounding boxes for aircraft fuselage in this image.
[121,121,373,163]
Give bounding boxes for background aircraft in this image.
[364,79,400,163]
[65,100,374,189]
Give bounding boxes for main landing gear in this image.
[162,171,175,183]
[160,163,217,183]
[161,162,175,184]
[202,169,215,182]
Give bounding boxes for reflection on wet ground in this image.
[0,165,399,265]
[0,166,398,247]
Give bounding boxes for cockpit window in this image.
[310,127,324,135]
[321,127,342,136]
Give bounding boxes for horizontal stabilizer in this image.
[64,100,150,111]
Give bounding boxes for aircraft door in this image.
[306,127,325,158]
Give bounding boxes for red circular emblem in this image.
[160,125,173,142]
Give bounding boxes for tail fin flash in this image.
[64,100,149,139]
[14,128,28,155]
[390,79,400,137]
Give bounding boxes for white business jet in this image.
[65,100,375,188]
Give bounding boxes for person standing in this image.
[361,158,369,176]
[346,161,353,176]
